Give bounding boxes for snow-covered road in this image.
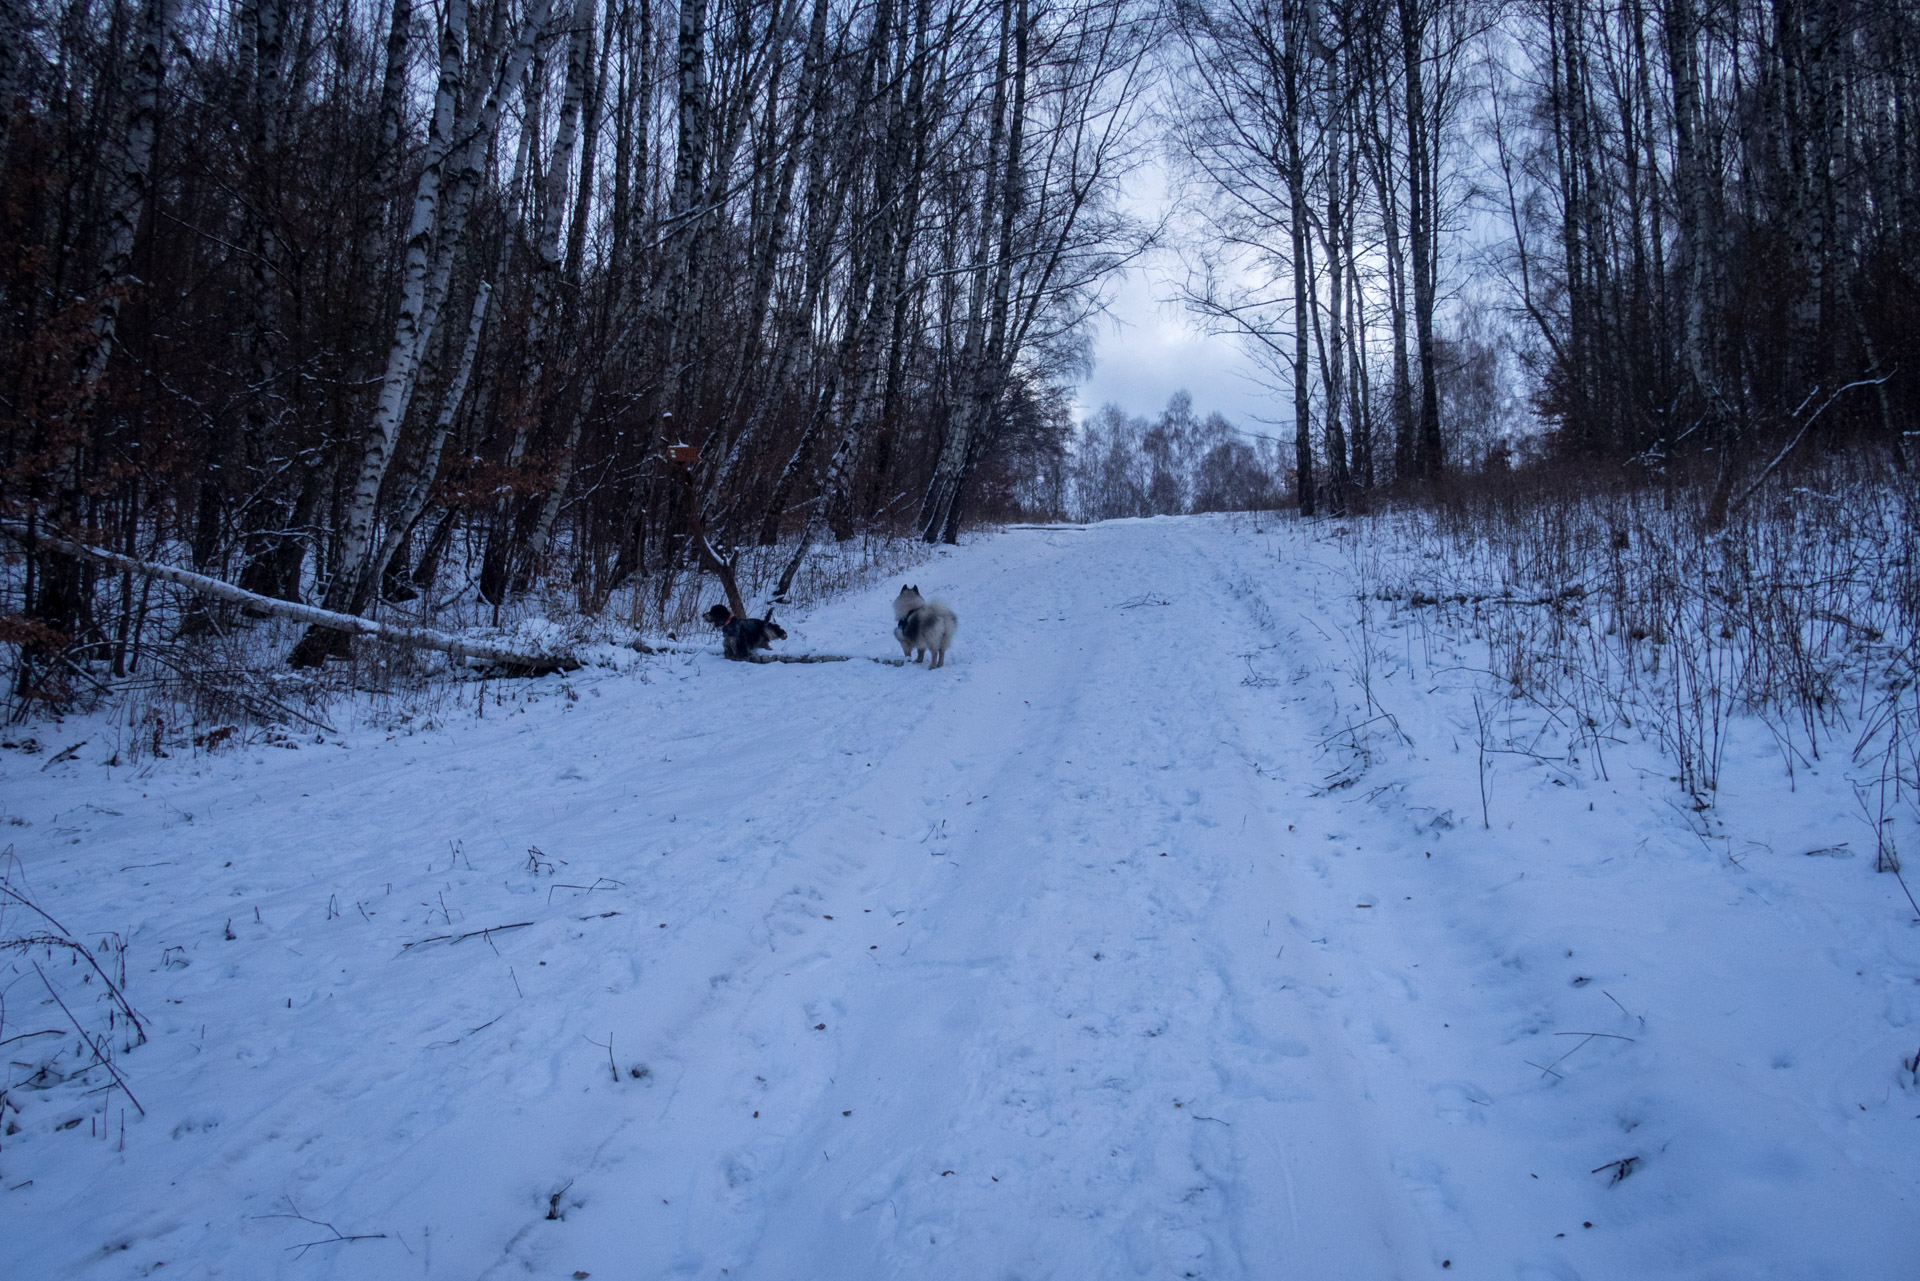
[4,516,1916,1279]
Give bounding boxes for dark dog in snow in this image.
[707,604,787,660]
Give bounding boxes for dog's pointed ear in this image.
[765,607,775,621]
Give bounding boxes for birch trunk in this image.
[27,0,169,648]
[293,0,555,664]
[311,0,470,626]
[521,0,598,422]
[366,0,415,266]
[1316,94,1350,511]
[920,0,1017,543]
[1362,90,1414,482]
[1347,250,1373,489]
[716,0,829,468]
[864,0,932,522]
[660,0,710,391]
[1398,0,1441,477]
[73,0,168,405]
[1289,88,1314,513]
[715,0,840,507]
[520,376,595,575]
[513,33,614,597]
[1663,0,1713,404]
[373,282,492,597]
[235,0,293,597]
[760,0,904,550]
[4,524,579,674]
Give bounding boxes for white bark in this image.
[521,0,598,428]
[922,0,1024,543]
[74,0,169,403]
[242,0,286,451]
[373,0,415,191]
[373,281,492,586]
[919,0,1014,543]
[326,0,472,611]
[325,0,556,615]
[1663,0,1712,397]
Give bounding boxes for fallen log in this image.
[1,521,579,675]
[630,640,908,667]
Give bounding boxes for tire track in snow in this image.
[553,519,1429,1280]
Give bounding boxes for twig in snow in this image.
[1601,990,1646,1027]
[1591,1156,1640,1185]
[258,1199,389,1257]
[1472,693,1492,829]
[1553,1031,1638,1040]
[546,878,623,904]
[1538,1030,1637,1078]
[399,921,533,952]
[0,876,148,1044]
[1311,712,1403,750]
[584,1035,618,1083]
[32,962,144,1116]
[460,921,534,954]
[40,741,86,770]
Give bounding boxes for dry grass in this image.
[1341,452,1918,869]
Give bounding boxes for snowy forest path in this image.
[11,515,1919,1281]
[571,516,1430,1279]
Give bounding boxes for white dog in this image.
[892,584,958,668]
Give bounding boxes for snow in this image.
[3,514,1916,1279]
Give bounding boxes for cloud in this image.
[1075,259,1282,431]
[1071,154,1282,433]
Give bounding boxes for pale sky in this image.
[1070,151,1283,434]
[1072,252,1283,432]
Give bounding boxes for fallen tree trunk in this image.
[631,640,908,667]
[1,522,579,675]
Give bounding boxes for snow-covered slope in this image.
[3,515,1915,1279]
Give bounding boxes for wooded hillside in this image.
[2,0,1915,697]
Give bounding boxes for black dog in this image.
[708,603,787,661]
